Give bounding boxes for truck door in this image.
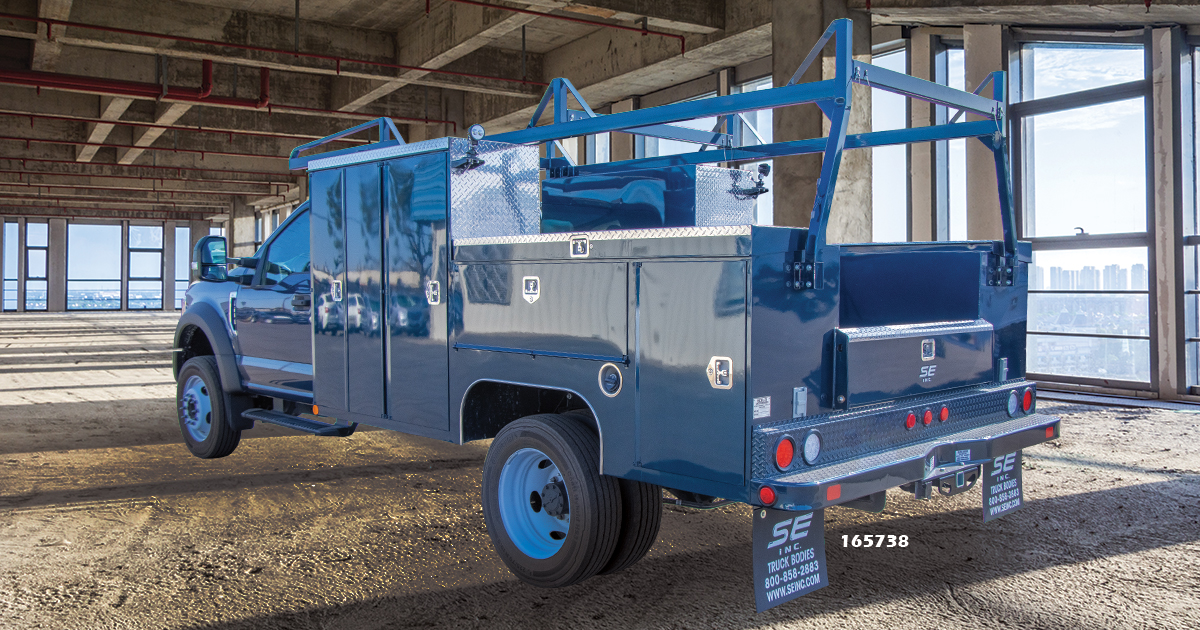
[384,153,449,431]
[234,209,312,396]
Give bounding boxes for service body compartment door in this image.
[384,153,450,431]
[344,163,386,419]
[310,168,348,411]
[636,260,746,487]
[310,163,387,419]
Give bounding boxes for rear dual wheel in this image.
[482,412,661,588]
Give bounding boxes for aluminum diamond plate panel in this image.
[453,224,752,247]
[841,319,993,340]
[448,138,541,240]
[695,165,756,226]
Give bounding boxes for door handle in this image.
[292,294,311,309]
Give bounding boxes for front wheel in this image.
[176,356,241,459]
[482,414,620,588]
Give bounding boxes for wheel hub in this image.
[179,375,213,442]
[539,480,569,518]
[497,448,571,559]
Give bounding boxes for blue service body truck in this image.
[173,20,1059,610]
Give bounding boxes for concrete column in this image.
[47,218,66,312]
[610,98,635,162]
[772,0,872,243]
[1151,27,1185,398]
[16,217,25,312]
[964,25,1004,241]
[909,28,936,242]
[119,221,128,311]
[230,198,257,258]
[162,221,175,311]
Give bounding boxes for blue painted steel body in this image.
[180,18,1058,515]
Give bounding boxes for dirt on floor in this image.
[0,312,1197,630]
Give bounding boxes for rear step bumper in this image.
[242,409,357,437]
[753,413,1059,511]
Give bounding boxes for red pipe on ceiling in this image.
[0,156,297,181]
[0,11,547,88]
[0,179,284,197]
[442,0,686,56]
[0,111,362,146]
[0,66,456,129]
[0,134,288,160]
[0,198,226,210]
[0,194,231,208]
[0,168,276,189]
[0,209,221,221]
[0,62,267,109]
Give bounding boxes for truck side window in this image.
[261,211,310,287]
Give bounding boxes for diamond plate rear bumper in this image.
[753,412,1059,511]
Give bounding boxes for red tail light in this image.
[775,437,795,470]
[923,409,933,425]
[1022,389,1034,412]
[905,413,917,429]
[759,486,776,505]
[939,406,949,422]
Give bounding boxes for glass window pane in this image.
[67,280,121,310]
[263,211,310,286]
[3,279,15,311]
[175,226,190,281]
[1028,334,1149,382]
[129,225,162,249]
[26,222,48,247]
[129,251,162,279]
[27,249,46,279]
[737,78,774,225]
[4,223,16,280]
[644,93,718,158]
[175,280,188,309]
[1031,248,1148,291]
[872,49,908,242]
[1029,293,1148,336]
[128,280,162,310]
[1025,44,1143,101]
[210,226,225,237]
[594,133,610,164]
[1024,98,1146,237]
[67,224,121,281]
[25,279,47,310]
[948,49,967,241]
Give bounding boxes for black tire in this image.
[599,478,662,575]
[556,408,663,575]
[176,356,241,459]
[482,413,621,588]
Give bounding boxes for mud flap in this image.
[983,450,1024,522]
[752,508,828,612]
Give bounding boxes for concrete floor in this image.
[0,312,1198,629]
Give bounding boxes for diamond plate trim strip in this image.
[840,318,993,340]
[767,413,1055,485]
[453,224,752,247]
[308,138,450,171]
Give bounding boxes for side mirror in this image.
[191,236,227,282]
[230,257,259,286]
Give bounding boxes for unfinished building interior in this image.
[0,1,1198,628]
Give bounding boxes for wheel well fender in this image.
[174,302,243,394]
[459,380,602,459]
